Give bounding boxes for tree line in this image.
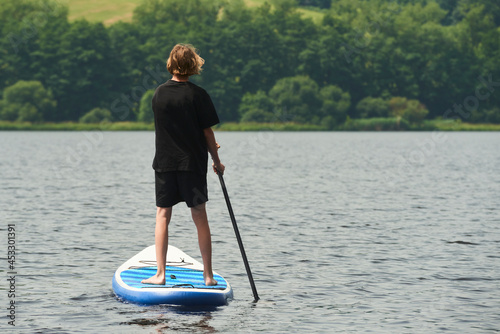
[0,0,499,127]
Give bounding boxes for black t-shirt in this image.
[152,80,220,175]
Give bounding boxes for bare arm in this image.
[203,127,225,174]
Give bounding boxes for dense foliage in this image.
[0,0,499,125]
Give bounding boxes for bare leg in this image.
[141,207,172,284]
[191,203,217,286]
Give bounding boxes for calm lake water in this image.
[1,131,499,333]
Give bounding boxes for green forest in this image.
[1,0,499,130]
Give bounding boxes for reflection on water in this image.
[122,307,216,333]
[1,131,499,333]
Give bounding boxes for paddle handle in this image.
[217,171,260,302]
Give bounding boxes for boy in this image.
[142,44,224,286]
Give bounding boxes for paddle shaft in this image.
[217,172,260,301]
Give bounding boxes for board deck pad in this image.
[113,245,232,306]
[121,266,228,290]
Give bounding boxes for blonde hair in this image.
[166,44,204,76]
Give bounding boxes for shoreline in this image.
[0,120,499,131]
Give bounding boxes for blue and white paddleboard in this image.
[112,245,233,306]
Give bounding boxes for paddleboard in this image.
[112,245,233,306]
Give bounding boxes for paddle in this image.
[217,170,260,302]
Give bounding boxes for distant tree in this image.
[107,22,147,87]
[238,90,274,119]
[0,0,69,94]
[389,97,428,124]
[469,107,500,124]
[272,0,300,12]
[201,0,317,121]
[356,97,390,118]
[389,97,409,118]
[319,85,350,126]
[269,76,322,123]
[79,108,112,123]
[485,108,500,124]
[435,0,461,25]
[457,0,500,26]
[402,100,429,124]
[455,3,500,112]
[298,0,331,9]
[138,90,155,123]
[0,80,56,122]
[55,20,123,121]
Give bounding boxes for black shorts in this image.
[155,171,208,208]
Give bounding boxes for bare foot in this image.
[204,275,218,286]
[141,273,165,285]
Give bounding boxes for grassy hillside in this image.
[62,0,325,25]
[61,0,143,25]
[245,0,325,22]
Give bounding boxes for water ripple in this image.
[1,131,499,333]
